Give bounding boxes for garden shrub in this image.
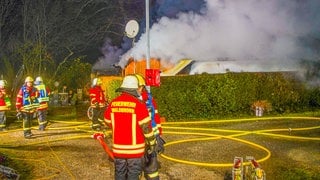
[105,72,314,121]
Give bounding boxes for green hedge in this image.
[104,79,122,102]
[106,72,320,121]
[152,72,310,121]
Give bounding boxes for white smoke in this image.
[93,38,123,71]
[119,0,318,72]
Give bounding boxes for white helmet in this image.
[92,78,102,86]
[35,76,43,85]
[0,80,5,87]
[120,75,138,89]
[35,76,43,82]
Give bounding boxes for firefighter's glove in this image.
[155,135,166,154]
[146,138,156,155]
[16,111,23,120]
[147,144,156,155]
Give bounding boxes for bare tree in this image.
[0,0,21,53]
[1,0,147,91]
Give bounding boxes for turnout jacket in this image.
[35,84,50,110]
[89,85,107,108]
[16,85,39,112]
[104,92,153,158]
[0,87,10,111]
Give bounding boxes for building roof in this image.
[161,59,194,76]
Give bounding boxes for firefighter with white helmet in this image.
[16,76,40,138]
[0,80,5,87]
[0,80,11,131]
[34,76,51,131]
[104,75,156,179]
[89,77,107,130]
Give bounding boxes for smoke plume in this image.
[98,0,320,74]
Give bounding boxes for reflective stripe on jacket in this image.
[16,85,39,112]
[35,84,50,102]
[104,92,151,158]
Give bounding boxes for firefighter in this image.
[135,74,163,140]
[104,75,156,180]
[0,80,11,131]
[34,76,50,131]
[135,74,165,180]
[16,76,40,138]
[89,77,108,131]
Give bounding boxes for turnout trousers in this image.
[0,111,6,130]
[92,106,105,130]
[22,112,34,136]
[37,109,48,130]
[114,157,144,180]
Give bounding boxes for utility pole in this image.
[145,0,151,92]
[145,0,150,70]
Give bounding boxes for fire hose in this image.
[91,132,159,178]
[160,116,320,167]
[92,133,114,160]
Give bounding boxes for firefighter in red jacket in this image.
[104,75,156,180]
[89,77,107,130]
[16,76,40,138]
[135,74,165,180]
[0,80,11,131]
[135,74,163,137]
[34,76,51,131]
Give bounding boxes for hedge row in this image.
[106,72,320,121]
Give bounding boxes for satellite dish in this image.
[125,20,139,38]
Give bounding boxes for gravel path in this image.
[0,115,319,179]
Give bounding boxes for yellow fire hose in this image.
[0,116,319,178]
[160,116,320,167]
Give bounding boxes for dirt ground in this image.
[0,106,319,180]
